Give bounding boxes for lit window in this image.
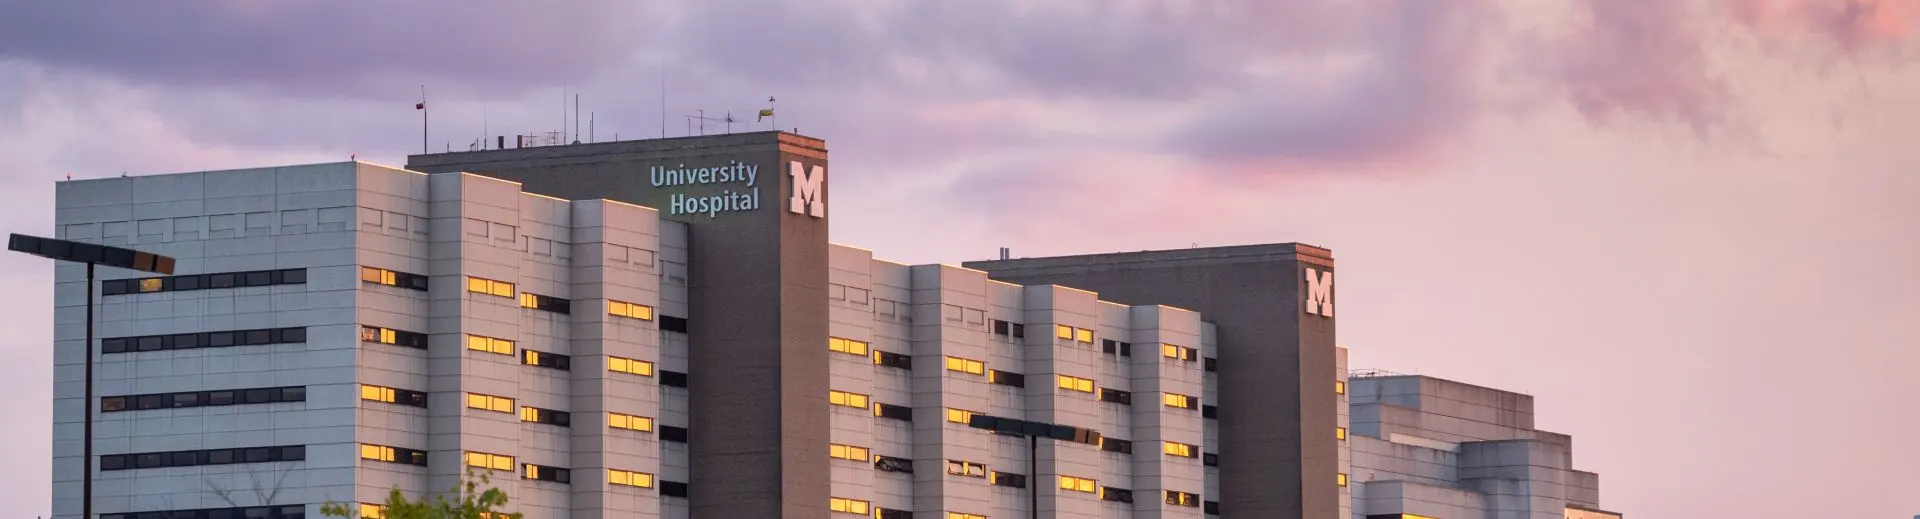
[1163,392,1198,410]
[828,444,870,461]
[465,393,515,413]
[1056,324,1074,339]
[608,356,655,376]
[1056,374,1095,393]
[362,266,398,286]
[1337,427,1347,441]
[609,468,654,488]
[608,300,655,320]
[1337,473,1348,487]
[465,334,515,355]
[1163,441,1198,458]
[1162,343,1198,361]
[1059,475,1097,493]
[945,408,976,424]
[1075,327,1094,343]
[1336,380,1347,395]
[519,293,538,308]
[829,390,870,409]
[360,444,394,462]
[464,451,515,472]
[608,412,655,432]
[466,276,515,297]
[828,497,871,515]
[1164,490,1201,507]
[137,278,164,293]
[944,356,985,375]
[946,460,987,478]
[359,504,386,519]
[829,337,870,356]
[361,384,395,403]
[947,514,987,519]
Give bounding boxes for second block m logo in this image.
[1303,267,1333,318]
[788,161,825,218]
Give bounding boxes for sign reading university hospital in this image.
[650,160,825,219]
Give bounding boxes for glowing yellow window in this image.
[945,408,975,424]
[359,444,394,462]
[464,276,514,297]
[608,412,655,432]
[828,443,870,461]
[362,267,398,286]
[1056,324,1074,339]
[829,337,870,356]
[947,514,987,519]
[1075,327,1093,343]
[1059,475,1097,493]
[944,356,985,375]
[608,300,655,320]
[518,292,538,308]
[359,504,386,519]
[1056,374,1094,393]
[829,390,869,409]
[464,451,515,472]
[828,497,870,515]
[1336,380,1347,395]
[609,468,654,488]
[609,356,655,376]
[1338,473,1348,487]
[466,335,514,355]
[465,393,514,413]
[360,384,395,403]
[1163,392,1195,409]
[1337,427,1347,441]
[1164,441,1197,458]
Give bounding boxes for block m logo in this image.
[1303,267,1333,318]
[788,161,825,218]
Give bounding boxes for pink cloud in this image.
[1528,0,1730,133]
[1731,0,1917,51]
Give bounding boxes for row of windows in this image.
[610,468,655,488]
[524,463,570,483]
[1167,490,1202,507]
[872,350,911,369]
[361,325,427,349]
[1162,343,1199,362]
[518,292,572,314]
[1055,324,1095,343]
[829,337,869,356]
[828,497,869,515]
[101,445,304,470]
[1059,475,1098,493]
[103,327,306,354]
[662,370,688,388]
[829,390,869,409]
[990,471,1027,488]
[1100,388,1132,405]
[466,276,516,298]
[990,319,1026,338]
[360,443,428,466]
[610,412,655,432]
[944,356,985,375]
[1164,441,1199,458]
[1057,374,1095,393]
[523,349,570,370]
[362,266,428,291]
[467,393,515,413]
[1101,339,1134,357]
[1100,438,1132,454]
[1164,392,1201,410]
[946,460,987,478]
[828,443,869,461]
[609,356,655,376]
[103,268,306,296]
[987,369,1024,387]
[608,299,655,320]
[466,451,515,472]
[520,406,571,426]
[360,384,428,407]
[467,334,515,355]
[945,513,985,519]
[102,386,304,412]
[102,505,306,519]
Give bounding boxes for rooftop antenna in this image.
[590,112,595,143]
[573,93,581,144]
[686,110,724,136]
[417,85,428,155]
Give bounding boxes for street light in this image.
[9,233,174,519]
[965,414,1102,519]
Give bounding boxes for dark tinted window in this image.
[280,327,306,343]
[171,392,199,407]
[660,315,689,333]
[243,447,270,463]
[279,269,306,284]
[243,389,271,404]
[280,446,305,460]
[208,332,235,347]
[661,481,689,498]
[661,371,688,388]
[173,275,203,290]
[244,271,272,286]
[208,449,234,464]
[171,451,200,466]
[101,338,127,354]
[135,453,163,468]
[243,330,272,345]
[136,395,164,410]
[661,426,688,443]
[209,273,236,288]
[100,455,127,470]
[100,397,127,412]
[208,391,235,405]
[135,336,163,351]
[280,387,306,402]
[172,333,201,348]
[101,280,130,295]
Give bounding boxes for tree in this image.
[321,470,523,519]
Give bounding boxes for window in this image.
[828,444,870,462]
[359,384,428,408]
[1337,427,1347,441]
[660,315,689,333]
[1166,490,1201,507]
[360,504,387,519]
[1204,453,1219,467]
[106,268,309,297]
[466,276,515,297]
[661,425,689,443]
[874,402,912,421]
[990,471,1027,488]
[518,292,572,314]
[991,319,1025,338]
[101,505,308,519]
[1204,501,1220,515]
[1059,475,1097,493]
[1101,339,1135,357]
[102,327,308,354]
[944,408,976,424]
[1337,473,1348,487]
[1076,327,1094,343]
[103,386,305,413]
[465,334,515,355]
[1162,343,1198,362]
[661,370,688,388]
[360,325,427,349]
[987,369,1025,387]
[828,337,869,356]
[872,350,911,369]
[1202,405,1218,419]
[359,444,428,466]
[944,356,985,375]
[1056,324,1094,343]
[1056,324,1073,340]
[1163,392,1199,410]
[1057,374,1095,393]
[945,460,987,478]
[1099,388,1132,405]
[1336,380,1347,395]
[1100,438,1133,454]
[876,510,911,519]
[465,393,515,414]
[828,497,871,515]
[1164,441,1199,458]
[1101,487,1134,503]
[523,463,571,484]
[101,445,305,471]
[608,468,654,488]
[661,480,689,498]
[519,406,571,427]
[607,300,655,320]
[1205,356,1218,372]
[361,266,428,291]
[608,356,655,376]
[873,455,913,473]
[465,451,516,472]
[608,412,655,432]
[947,514,986,519]
[523,350,571,371]
[829,390,869,409]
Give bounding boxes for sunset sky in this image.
[2,1,1917,517]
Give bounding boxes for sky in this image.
[1,0,1917,517]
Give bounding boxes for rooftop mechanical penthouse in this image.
[45,131,1619,519]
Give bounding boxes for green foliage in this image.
[321,470,522,519]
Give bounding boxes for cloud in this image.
[1730,0,1918,51]
[1525,0,1731,134]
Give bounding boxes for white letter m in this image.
[1304,268,1333,317]
[789,161,825,218]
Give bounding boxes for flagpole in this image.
[420,85,428,155]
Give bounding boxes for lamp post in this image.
[9,233,174,519]
[965,414,1102,519]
